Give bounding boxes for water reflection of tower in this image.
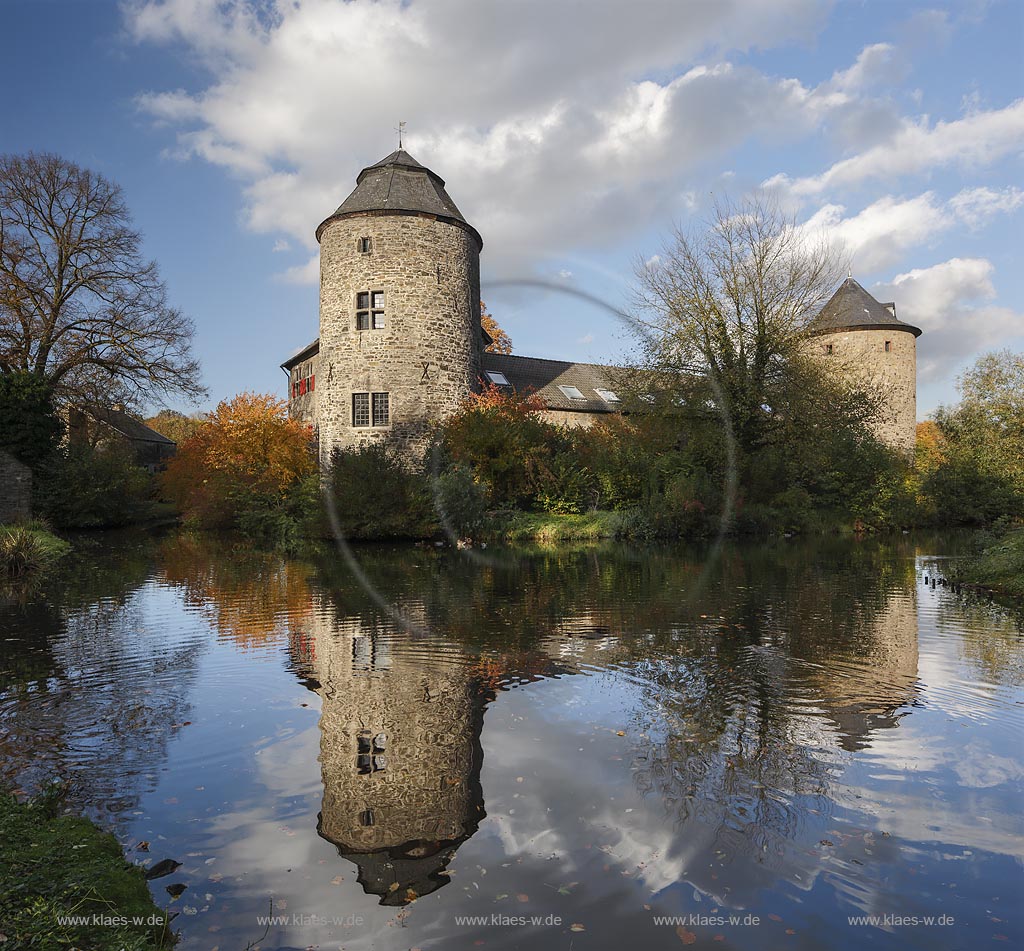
[807,584,920,752]
[300,604,490,905]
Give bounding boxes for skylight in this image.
[595,388,620,403]
[486,371,511,386]
[558,385,586,400]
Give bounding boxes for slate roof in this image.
[480,352,624,414]
[282,338,320,370]
[809,277,922,337]
[280,340,625,414]
[317,149,482,249]
[84,405,176,445]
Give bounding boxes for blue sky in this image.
[2,0,1022,416]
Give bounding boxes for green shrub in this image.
[35,444,152,529]
[325,444,435,540]
[434,464,488,539]
[0,371,63,467]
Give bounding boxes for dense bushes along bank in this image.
[154,350,1023,552]
[0,787,172,950]
[950,528,1024,599]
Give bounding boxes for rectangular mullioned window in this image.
[356,291,385,330]
[352,392,390,427]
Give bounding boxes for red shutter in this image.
[311,374,315,392]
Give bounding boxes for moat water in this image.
[1,531,1022,950]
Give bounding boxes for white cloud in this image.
[797,185,1024,272]
[766,98,1024,198]
[125,0,855,276]
[872,258,1023,383]
[279,254,319,285]
[827,42,903,93]
[949,185,1024,229]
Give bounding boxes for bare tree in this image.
[0,152,205,408]
[630,196,874,454]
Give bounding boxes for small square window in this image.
[356,311,370,330]
[825,343,833,355]
[595,388,620,403]
[884,340,891,352]
[558,385,586,401]
[357,292,370,309]
[371,291,384,309]
[352,393,370,427]
[372,392,389,427]
[485,371,510,386]
[372,311,385,329]
[358,237,372,253]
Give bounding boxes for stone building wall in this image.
[538,409,600,429]
[286,355,321,428]
[805,328,917,456]
[317,214,481,467]
[0,450,32,522]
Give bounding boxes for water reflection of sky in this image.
[0,535,1022,950]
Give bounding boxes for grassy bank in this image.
[952,528,1024,598]
[0,521,71,576]
[0,787,173,950]
[486,510,626,544]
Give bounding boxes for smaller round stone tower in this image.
[806,277,922,456]
[315,150,483,468]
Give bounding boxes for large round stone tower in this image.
[807,277,922,456]
[315,150,483,467]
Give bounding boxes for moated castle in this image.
[283,150,921,460]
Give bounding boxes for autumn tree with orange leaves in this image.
[481,301,512,354]
[162,392,316,538]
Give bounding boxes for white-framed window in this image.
[356,291,385,330]
[485,371,511,386]
[595,388,620,403]
[558,384,586,400]
[352,392,390,427]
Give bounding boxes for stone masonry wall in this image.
[805,328,917,456]
[317,214,481,468]
[0,450,32,522]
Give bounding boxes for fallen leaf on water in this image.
[331,876,344,885]
[786,929,796,934]
[406,888,418,901]
[676,926,697,944]
[768,914,782,922]
[388,882,399,893]
[570,923,586,932]
[517,893,529,903]
[616,731,626,736]
[137,841,150,851]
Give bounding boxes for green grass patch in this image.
[0,521,71,577]
[0,787,173,949]
[952,527,1024,597]
[487,510,625,544]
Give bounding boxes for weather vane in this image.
[396,120,406,149]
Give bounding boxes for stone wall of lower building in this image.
[0,450,32,522]
[804,327,917,456]
[317,213,481,468]
[538,409,603,429]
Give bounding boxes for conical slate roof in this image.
[316,149,481,248]
[810,277,922,337]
